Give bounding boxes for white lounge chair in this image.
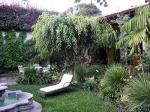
[39,74,73,96]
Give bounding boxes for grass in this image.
[8,85,117,112]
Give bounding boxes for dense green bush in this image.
[122,75,150,112]
[24,66,37,84]
[18,64,62,84]
[87,64,106,79]
[83,79,98,92]
[75,63,87,83]
[0,31,39,71]
[75,64,106,83]
[18,66,52,84]
[100,64,130,98]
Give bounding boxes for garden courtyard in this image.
[0,0,150,112]
[8,85,116,112]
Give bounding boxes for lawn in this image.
[8,85,117,112]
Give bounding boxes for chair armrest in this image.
[63,82,71,87]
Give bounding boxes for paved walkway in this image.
[0,77,17,85]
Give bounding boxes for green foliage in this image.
[141,45,150,73]
[122,75,150,112]
[75,4,101,16]
[33,13,116,63]
[24,65,37,84]
[9,85,117,112]
[84,79,98,92]
[116,5,150,56]
[18,64,62,84]
[0,31,38,71]
[92,17,116,47]
[86,64,105,79]
[100,64,130,98]
[75,64,105,83]
[19,66,52,84]
[75,63,87,82]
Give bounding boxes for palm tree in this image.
[116,5,150,74]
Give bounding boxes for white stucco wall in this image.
[2,31,32,41]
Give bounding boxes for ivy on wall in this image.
[0,4,58,31]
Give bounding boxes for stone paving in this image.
[0,77,17,85]
[32,101,42,112]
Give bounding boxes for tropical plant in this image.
[116,5,150,73]
[100,64,130,98]
[24,65,37,84]
[75,63,87,82]
[84,79,98,92]
[86,64,106,79]
[122,75,150,112]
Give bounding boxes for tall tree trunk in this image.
[107,47,113,64]
[139,47,145,75]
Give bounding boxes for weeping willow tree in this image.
[116,5,150,74]
[33,12,116,65]
[33,13,95,63]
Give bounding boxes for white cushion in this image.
[40,74,73,93]
[40,84,63,92]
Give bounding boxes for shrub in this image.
[122,76,150,112]
[19,65,53,84]
[0,31,39,71]
[100,64,130,98]
[24,66,37,84]
[75,63,87,83]
[86,64,106,80]
[83,79,98,92]
[35,73,52,84]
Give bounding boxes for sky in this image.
[0,0,148,15]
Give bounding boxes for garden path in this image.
[0,77,17,85]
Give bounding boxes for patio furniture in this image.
[33,64,41,70]
[17,65,24,73]
[42,65,50,73]
[38,74,73,96]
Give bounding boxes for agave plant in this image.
[122,76,150,112]
[100,64,130,99]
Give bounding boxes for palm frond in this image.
[121,15,148,33]
[136,5,150,15]
[116,34,132,48]
[128,28,147,47]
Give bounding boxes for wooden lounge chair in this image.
[38,74,73,96]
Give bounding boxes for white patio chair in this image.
[43,65,51,73]
[18,65,24,73]
[39,74,73,96]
